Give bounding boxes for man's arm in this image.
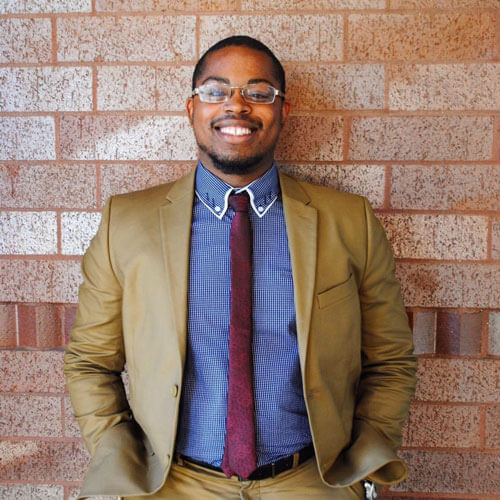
[64,198,132,456]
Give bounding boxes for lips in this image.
[212,117,260,139]
[218,126,253,136]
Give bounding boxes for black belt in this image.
[179,444,314,481]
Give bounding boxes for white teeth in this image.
[219,126,252,136]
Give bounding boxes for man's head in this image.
[187,36,290,186]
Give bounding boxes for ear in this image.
[280,100,291,126]
[186,97,194,125]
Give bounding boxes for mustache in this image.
[210,115,262,129]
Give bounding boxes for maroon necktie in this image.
[222,192,257,479]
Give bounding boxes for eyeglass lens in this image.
[197,83,277,104]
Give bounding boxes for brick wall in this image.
[0,1,499,499]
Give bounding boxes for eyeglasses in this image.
[192,82,285,104]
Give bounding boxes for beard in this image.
[197,141,270,176]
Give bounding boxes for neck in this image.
[199,159,274,188]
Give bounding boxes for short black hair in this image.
[192,35,286,93]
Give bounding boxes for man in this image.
[65,36,417,499]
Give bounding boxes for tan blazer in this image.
[64,168,417,498]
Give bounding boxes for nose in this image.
[222,87,251,114]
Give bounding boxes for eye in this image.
[244,84,274,103]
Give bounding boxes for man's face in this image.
[186,45,290,178]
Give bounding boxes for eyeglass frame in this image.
[191,82,286,104]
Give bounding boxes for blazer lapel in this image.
[158,168,196,368]
[279,171,318,370]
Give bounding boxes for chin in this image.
[200,145,269,176]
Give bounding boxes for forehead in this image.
[197,46,278,86]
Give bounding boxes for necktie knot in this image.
[229,193,249,213]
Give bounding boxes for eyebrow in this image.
[199,76,276,87]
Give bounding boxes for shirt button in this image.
[258,206,264,212]
[171,385,178,397]
[214,206,221,212]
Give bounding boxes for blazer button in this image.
[171,384,179,397]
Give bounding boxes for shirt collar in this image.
[194,161,280,220]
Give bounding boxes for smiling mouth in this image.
[218,126,253,136]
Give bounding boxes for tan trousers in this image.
[125,458,365,499]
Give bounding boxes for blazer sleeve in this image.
[64,197,133,456]
[354,198,418,483]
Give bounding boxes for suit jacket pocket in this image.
[317,274,357,309]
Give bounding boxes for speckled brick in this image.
[0,117,55,161]
[348,13,496,61]
[396,263,500,308]
[96,0,236,9]
[0,440,89,482]
[0,164,96,210]
[414,359,500,402]
[0,351,65,393]
[278,164,385,208]
[18,303,63,348]
[391,0,500,7]
[403,403,480,448]
[350,116,493,161]
[460,312,482,355]
[388,63,500,111]
[57,16,196,62]
[59,116,196,161]
[485,406,500,448]
[379,214,488,260]
[64,395,81,438]
[97,66,156,111]
[276,116,343,161]
[492,217,500,259]
[0,485,64,500]
[391,165,500,211]
[61,212,102,255]
[0,19,51,63]
[436,311,460,355]
[489,312,500,355]
[394,451,500,494]
[242,0,385,8]
[0,67,93,112]
[0,395,62,437]
[0,303,17,348]
[157,65,193,111]
[100,163,193,204]
[0,211,57,255]
[285,64,384,111]
[63,304,78,344]
[68,487,117,500]
[0,0,90,12]
[200,15,343,62]
[0,260,81,303]
[412,311,435,355]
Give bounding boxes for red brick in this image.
[396,263,500,308]
[485,406,500,448]
[57,16,196,62]
[18,304,63,348]
[414,359,500,403]
[60,116,196,161]
[100,163,193,204]
[285,64,385,111]
[63,304,78,345]
[0,67,93,112]
[0,19,51,63]
[412,311,435,355]
[460,312,482,355]
[391,0,499,7]
[278,164,385,208]
[0,260,81,303]
[0,351,65,393]
[242,0,385,7]
[0,164,97,210]
[0,485,64,500]
[200,15,343,62]
[379,214,488,260]
[436,311,460,355]
[61,212,101,256]
[0,0,91,12]
[0,440,89,482]
[0,117,56,161]
[276,116,344,161]
[0,303,17,348]
[388,63,500,111]
[349,116,493,161]
[96,0,236,9]
[489,311,500,355]
[157,65,194,112]
[393,450,500,494]
[68,487,117,500]
[390,165,500,211]
[64,395,81,438]
[0,395,62,437]
[348,13,496,61]
[402,403,480,448]
[492,217,500,259]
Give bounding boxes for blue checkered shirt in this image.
[175,162,312,467]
